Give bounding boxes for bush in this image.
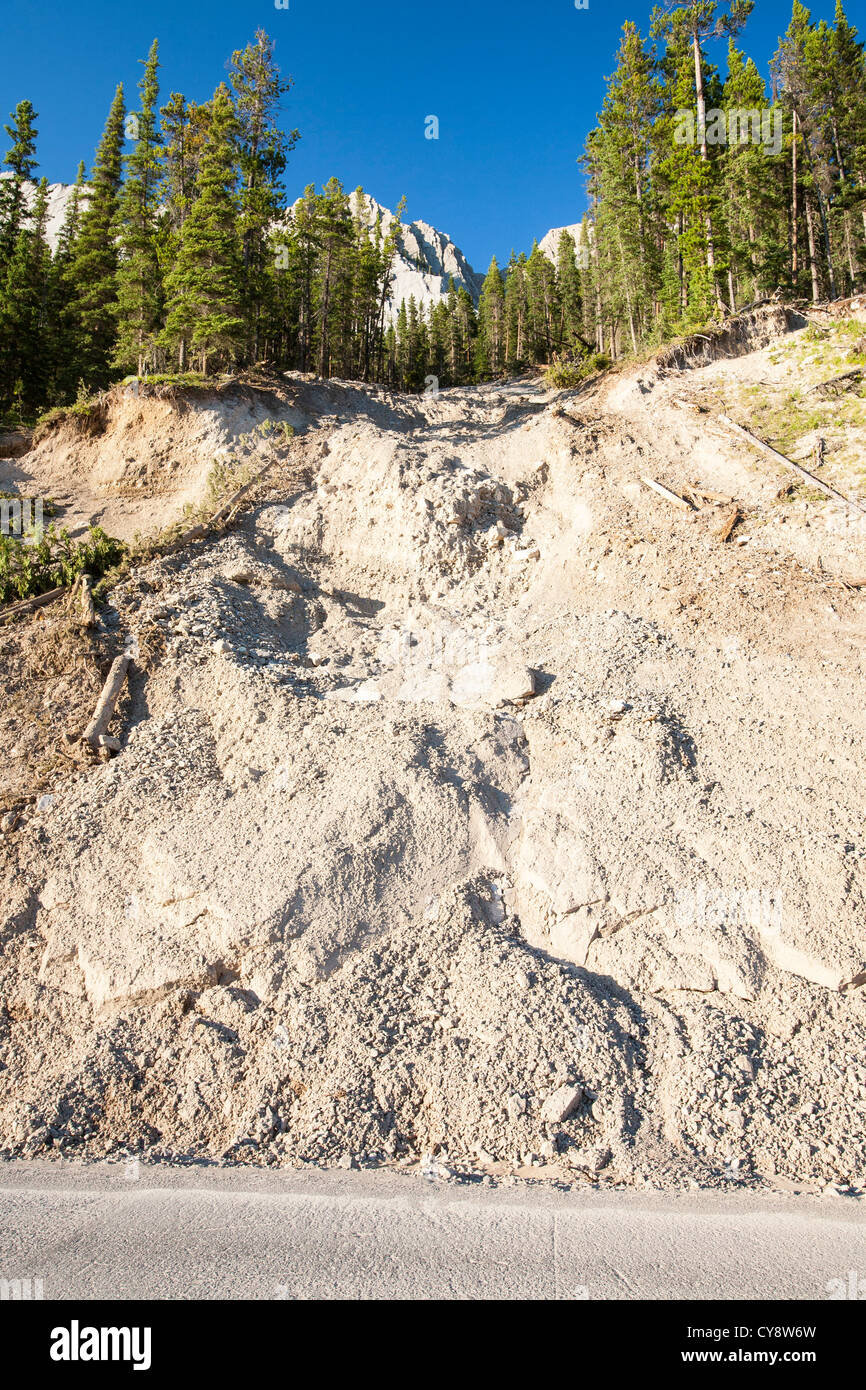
[0,524,126,604]
[544,352,612,390]
[544,362,586,389]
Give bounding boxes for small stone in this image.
[98,735,121,752]
[540,1083,584,1125]
[212,639,229,655]
[507,1094,526,1121]
[35,794,55,814]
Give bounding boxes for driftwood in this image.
[640,476,693,511]
[716,506,742,542]
[0,585,67,624]
[718,415,866,515]
[82,652,131,750]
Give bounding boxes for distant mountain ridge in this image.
[8,175,584,313]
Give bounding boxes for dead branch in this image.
[717,415,866,515]
[639,476,693,511]
[0,586,68,624]
[82,652,131,751]
[716,506,742,542]
[167,452,281,553]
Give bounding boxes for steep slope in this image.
[1,309,865,1191]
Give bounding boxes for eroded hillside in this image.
[1,305,865,1192]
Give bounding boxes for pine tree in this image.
[114,40,164,374]
[653,1,754,314]
[0,100,38,270]
[720,42,787,305]
[162,86,244,373]
[0,178,51,414]
[525,241,558,362]
[311,178,353,378]
[554,231,585,355]
[475,256,505,376]
[504,253,528,367]
[68,84,126,388]
[773,2,838,299]
[48,161,87,402]
[228,29,298,361]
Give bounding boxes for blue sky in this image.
[2,0,850,270]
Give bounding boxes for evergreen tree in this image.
[162,87,244,372]
[0,100,38,269]
[475,256,505,375]
[114,40,164,374]
[0,178,51,414]
[555,231,585,354]
[49,161,87,402]
[68,84,126,388]
[228,29,298,361]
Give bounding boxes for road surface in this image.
[0,1161,862,1300]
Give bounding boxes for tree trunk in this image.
[804,194,821,302]
[791,111,799,286]
[844,214,856,289]
[616,231,638,353]
[693,29,725,314]
[318,245,332,378]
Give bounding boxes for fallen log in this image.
[640,476,693,511]
[82,651,131,751]
[0,585,67,624]
[167,454,280,552]
[808,368,863,396]
[717,415,866,515]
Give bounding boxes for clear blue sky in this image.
[2,0,848,270]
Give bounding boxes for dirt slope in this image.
[1,308,865,1192]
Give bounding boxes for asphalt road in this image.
[0,1161,862,1300]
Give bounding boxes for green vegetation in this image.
[0,524,126,603]
[0,4,864,413]
[544,352,613,389]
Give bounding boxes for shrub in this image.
[0,524,126,604]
